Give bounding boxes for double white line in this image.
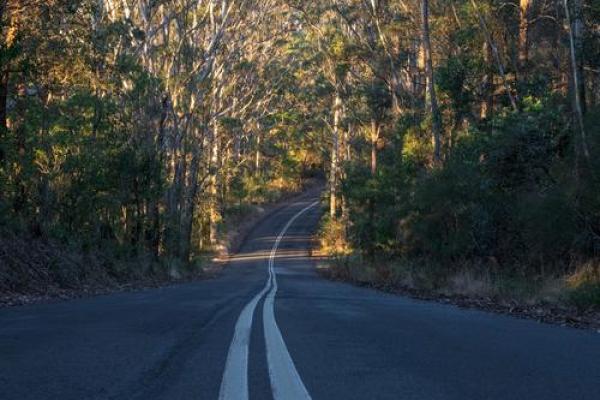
[218,201,319,400]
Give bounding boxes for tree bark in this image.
[0,71,7,164]
[470,0,518,111]
[340,118,349,240]
[421,0,443,166]
[255,131,261,176]
[480,41,494,119]
[13,83,26,214]
[180,138,201,263]
[370,119,379,175]
[0,0,11,165]
[330,92,342,219]
[564,0,590,160]
[568,0,586,115]
[148,95,170,259]
[518,0,530,79]
[209,118,221,246]
[165,107,184,259]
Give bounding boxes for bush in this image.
[566,262,600,309]
[568,284,600,310]
[340,96,600,282]
[319,215,351,255]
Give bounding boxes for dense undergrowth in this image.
[320,100,600,310]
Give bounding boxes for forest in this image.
[1,0,599,308]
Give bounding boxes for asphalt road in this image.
[1,192,599,400]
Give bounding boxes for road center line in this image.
[263,201,318,400]
[218,278,271,400]
[218,201,318,400]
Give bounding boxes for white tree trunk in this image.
[330,92,342,219]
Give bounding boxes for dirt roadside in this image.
[317,262,600,332]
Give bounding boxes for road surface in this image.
[1,192,599,399]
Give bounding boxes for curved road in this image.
[1,192,599,399]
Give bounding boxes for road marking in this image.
[218,201,318,400]
[263,201,318,400]
[218,279,272,400]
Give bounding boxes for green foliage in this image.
[342,95,600,285]
[568,284,600,310]
[362,80,392,120]
[342,161,403,255]
[319,214,351,255]
[437,55,475,117]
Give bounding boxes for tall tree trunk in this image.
[180,139,201,263]
[330,92,342,219]
[0,70,7,164]
[518,0,530,81]
[37,87,52,235]
[568,0,586,115]
[148,95,170,259]
[209,118,221,246]
[421,0,443,166]
[471,0,518,111]
[564,0,590,161]
[370,119,379,175]
[0,0,11,166]
[255,131,261,176]
[480,41,493,119]
[165,111,184,259]
[12,82,26,214]
[340,118,349,240]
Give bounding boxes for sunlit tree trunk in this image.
[370,119,379,175]
[518,0,530,80]
[330,91,342,219]
[255,130,261,176]
[209,117,221,246]
[409,39,420,98]
[340,107,349,243]
[421,0,442,166]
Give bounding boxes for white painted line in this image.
[263,201,318,400]
[218,280,271,400]
[218,201,318,400]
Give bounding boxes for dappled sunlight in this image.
[228,252,271,262]
[251,234,315,245]
[567,261,600,289]
[231,248,314,264]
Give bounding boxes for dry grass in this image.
[321,253,600,310]
[567,261,600,288]
[565,261,600,309]
[317,254,600,329]
[445,270,496,297]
